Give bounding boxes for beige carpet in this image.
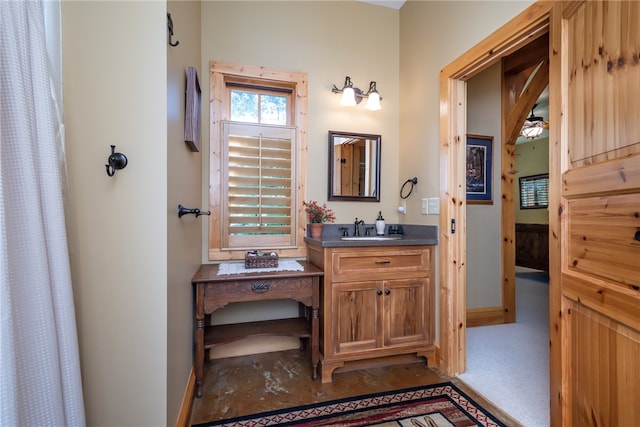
[458,268,549,426]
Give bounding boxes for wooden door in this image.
[338,144,352,195]
[332,281,381,354]
[554,2,640,424]
[338,144,361,196]
[384,278,428,346]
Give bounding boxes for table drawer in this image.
[204,277,313,313]
[331,247,430,281]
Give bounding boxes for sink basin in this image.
[341,236,402,241]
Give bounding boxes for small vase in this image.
[309,223,323,238]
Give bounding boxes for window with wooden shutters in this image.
[519,173,549,209]
[222,122,296,249]
[208,61,308,261]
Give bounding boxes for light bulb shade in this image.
[521,123,544,139]
[332,77,382,110]
[364,91,381,111]
[340,87,356,106]
[521,103,545,139]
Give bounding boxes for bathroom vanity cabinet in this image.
[306,242,436,382]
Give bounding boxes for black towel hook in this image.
[167,13,179,47]
[105,145,128,177]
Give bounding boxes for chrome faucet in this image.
[354,218,365,236]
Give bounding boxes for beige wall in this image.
[62,1,168,425]
[398,0,533,224]
[201,1,401,234]
[515,138,550,224]
[466,63,502,309]
[167,1,202,425]
[399,0,534,320]
[59,1,536,424]
[200,0,401,334]
[397,0,533,331]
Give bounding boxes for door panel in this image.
[561,1,640,425]
[567,194,640,287]
[565,300,640,426]
[566,1,640,167]
[563,274,640,334]
[333,281,380,354]
[384,278,428,346]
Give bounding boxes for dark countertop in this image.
[304,224,438,248]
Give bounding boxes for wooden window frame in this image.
[225,78,294,125]
[519,173,549,209]
[208,61,308,261]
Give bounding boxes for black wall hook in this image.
[167,13,179,47]
[178,204,211,218]
[105,145,128,177]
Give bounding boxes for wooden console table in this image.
[190,261,323,398]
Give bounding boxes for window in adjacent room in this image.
[519,173,549,209]
[209,62,308,261]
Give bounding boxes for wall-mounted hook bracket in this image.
[178,204,211,218]
[105,145,128,177]
[167,13,179,47]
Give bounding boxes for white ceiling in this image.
[359,0,406,9]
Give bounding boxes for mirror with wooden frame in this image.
[328,131,381,202]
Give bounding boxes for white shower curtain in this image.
[0,1,85,426]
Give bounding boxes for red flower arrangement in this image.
[303,200,336,224]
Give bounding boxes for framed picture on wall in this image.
[466,134,493,204]
[184,66,201,152]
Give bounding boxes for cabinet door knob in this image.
[376,289,383,295]
[384,289,391,295]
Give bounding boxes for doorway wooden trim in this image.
[501,33,550,324]
[438,0,557,421]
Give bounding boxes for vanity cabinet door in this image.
[331,277,429,355]
[384,278,429,347]
[313,244,436,382]
[332,281,381,355]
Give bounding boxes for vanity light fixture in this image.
[332,76,382,111]
[364,81,381,111]
[520,104,546,140]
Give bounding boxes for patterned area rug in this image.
[192,382,507,427]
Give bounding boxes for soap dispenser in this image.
[375,211,385,236]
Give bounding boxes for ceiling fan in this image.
[520,103,549,139]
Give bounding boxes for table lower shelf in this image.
[204,317,311,347]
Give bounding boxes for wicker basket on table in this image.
[245,251,279,269]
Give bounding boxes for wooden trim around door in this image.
[438,1,559,424]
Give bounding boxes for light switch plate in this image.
[428,197,440,215]
[421,198,429,215]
